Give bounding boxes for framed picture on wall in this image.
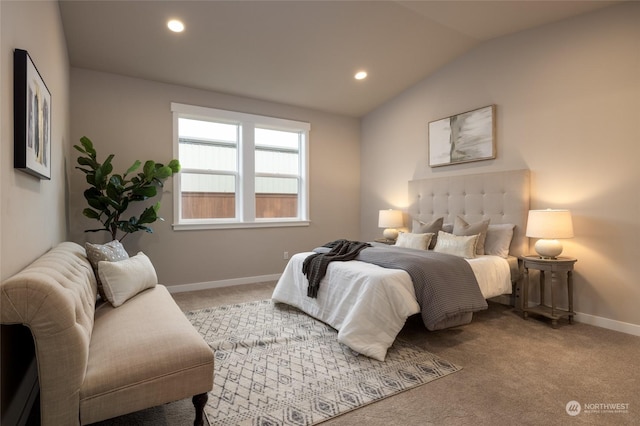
[14,48,52,180]
[428,105,496,167]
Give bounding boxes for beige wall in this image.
[1,1,70,420]
[361,3,640,329]
[0,1,69,280]
[69,69,360,287]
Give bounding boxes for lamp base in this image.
[383,228,398,240]
[534,239,563,259]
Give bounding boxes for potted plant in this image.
[74,136,181,242]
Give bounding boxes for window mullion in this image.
[173,111,182,223]
[255,172,298,179]
[241,123,255,221]
[299,132,309,220]
[180,168,236,176]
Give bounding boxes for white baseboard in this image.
[166,274,281,294]
[574,311,640,337]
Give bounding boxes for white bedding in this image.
[271,251,511,361]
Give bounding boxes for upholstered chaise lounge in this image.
[0,242,214,425]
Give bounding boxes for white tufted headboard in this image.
[408,169,530,256]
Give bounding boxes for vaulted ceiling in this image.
[59,1,620,117]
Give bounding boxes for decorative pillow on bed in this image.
[98,252,158,307]
[395,232,434,250]
[484,224,515,258]
[433,231,479,259]
[85,240,130,299]
[411,217,443,249]
[453,216,490,255]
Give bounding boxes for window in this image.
[172,103,310,229]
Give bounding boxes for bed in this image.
[272,170,530,361]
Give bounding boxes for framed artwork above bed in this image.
[428,105,496,168]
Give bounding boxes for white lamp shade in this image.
[378,209,403,240]
[526,209,574,239]
[526,209,574,258]
[378,209,403,228]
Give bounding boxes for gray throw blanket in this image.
[303,239,371,298]
[312,243,488,330]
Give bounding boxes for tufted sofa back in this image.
[1,242,97,425]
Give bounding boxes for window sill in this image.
[172,220,310,231]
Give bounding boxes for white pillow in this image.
[484,224,515,258]
[433,231,479,259]
[85,240,130,299]
[453,216,490,255]
[98,252,157,307]
[395,232,434,250]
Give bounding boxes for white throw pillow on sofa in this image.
[98,252,157,307]
[85,240,129,299]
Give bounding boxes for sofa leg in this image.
[192,392,208,426]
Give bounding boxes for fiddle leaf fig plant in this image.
[74,136,181,242]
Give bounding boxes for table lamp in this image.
[378,209,403,240]
[526,209,574,259]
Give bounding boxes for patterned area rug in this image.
[186,300,461,426]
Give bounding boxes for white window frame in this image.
[171,103,310,230]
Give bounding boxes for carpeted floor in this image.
[93,281,639,425]
[186,299,460,425]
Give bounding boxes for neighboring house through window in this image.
[171,103,310,229]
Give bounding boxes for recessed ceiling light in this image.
[354,71,368,80]
[167,19,185,33]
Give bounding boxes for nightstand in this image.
[520,255,577,328]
